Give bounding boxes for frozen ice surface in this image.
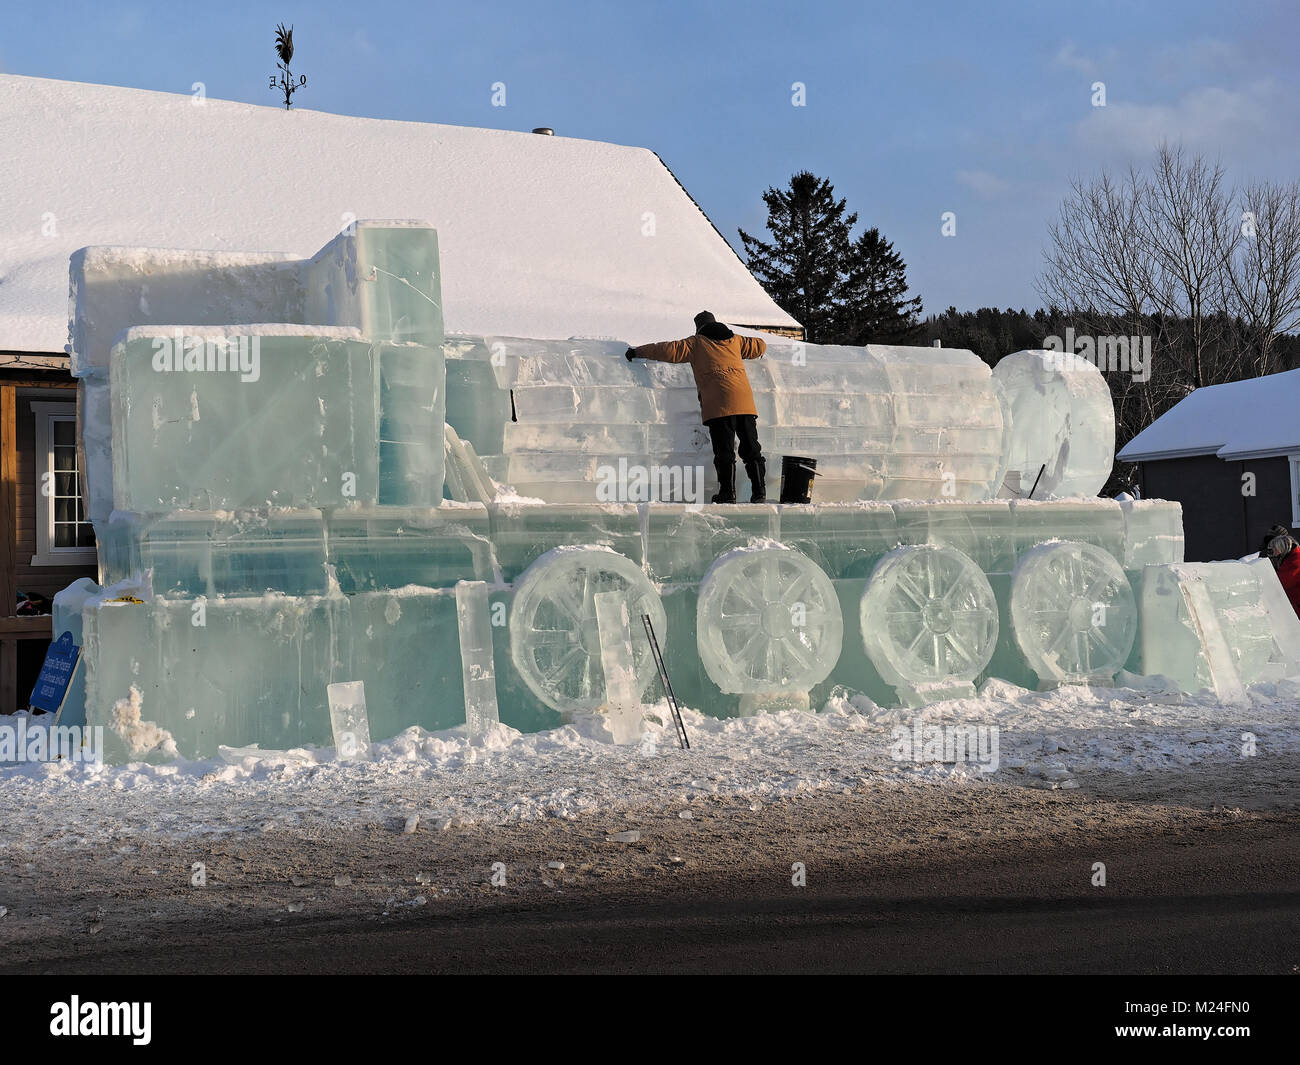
[1119,499,1184,568]
[993,350,1115,499]
[110,330,381,511]
[891,501,1014,574]
[696,545,843,694]
[443,425,496,503]
[347,589,464,738]
[376,341,446,506]
[1009,541,1137,685]
[448,335,1010,503]
[593,591,640,707]
[456,581,501,736]
[98,509,328,596]
[1009,498,1125,566]
[84,594,345,760]
[490,503,643,582]
[777,503,898,579]
[327,681,372,760]
[1140,560,1300,699]
[860,545,999,705]
[645,504,780,583]
[327,505,493,592]
[508,547,665,713]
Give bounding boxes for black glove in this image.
[625,347,638,361]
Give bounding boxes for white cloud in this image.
[1073,80,1295,160]
[956,168,1010,198]
[1054,43,1096,76]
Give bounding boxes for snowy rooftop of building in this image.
[1118,368,1300,462]
[0,74,797,354]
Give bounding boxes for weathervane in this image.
[269,23,306,109]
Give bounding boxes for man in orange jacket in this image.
[627,311,767,504]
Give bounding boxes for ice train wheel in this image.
[509,548,665,713]
[1009,541,1136,682]
[696,546,843,694]
[859,545,999,688]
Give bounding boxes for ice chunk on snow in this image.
[455,581,501,736]
[327,681,372,760]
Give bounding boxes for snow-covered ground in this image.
[1,679,1296,849]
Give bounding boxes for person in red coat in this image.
[1262,524,1300,618]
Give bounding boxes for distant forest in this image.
[916,305,1300,374]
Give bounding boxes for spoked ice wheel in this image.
[1010,541,1136,683]
[696,546,843,694]
[509,548,666,713]
[860,545,999,688]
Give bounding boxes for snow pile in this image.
[1,681,1296,846]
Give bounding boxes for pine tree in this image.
[738,172,856,343]
[835,227,923,344]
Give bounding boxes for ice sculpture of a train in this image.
[53,223,1300,759]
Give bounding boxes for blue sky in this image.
[3,0,1297,314]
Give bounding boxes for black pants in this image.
[707,414,762,477]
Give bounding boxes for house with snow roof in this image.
[1118,369,1300,561]
[0,73,798,711]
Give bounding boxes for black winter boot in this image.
[745,457,766,503]
[711,460,737,504]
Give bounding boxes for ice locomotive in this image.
[55,222,1300,759]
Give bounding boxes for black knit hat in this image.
[693,310,716,331]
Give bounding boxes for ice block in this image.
[98,509,327,596]
[327,505,493,592]
[1139,560,1300,698]
[993,349,1115,499]
[110,329,381,511]
[327,680,372,759]
[456,581,501,736]
[644,503,780,583]
[83,593,347,760]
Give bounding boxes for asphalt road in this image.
[15,817,1297,974]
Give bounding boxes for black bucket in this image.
[779,455,817,504]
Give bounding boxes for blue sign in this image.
[29,631,81,715]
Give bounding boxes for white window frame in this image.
[30,400,96,567]
[1290,454,1300,529]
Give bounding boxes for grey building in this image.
[1118,369,1300,561]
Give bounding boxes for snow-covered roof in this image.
[1118,368,1300,462]
[0,74,797,354]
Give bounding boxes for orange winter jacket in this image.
[632,332,766,422]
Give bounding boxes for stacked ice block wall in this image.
[70,223,455,758]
